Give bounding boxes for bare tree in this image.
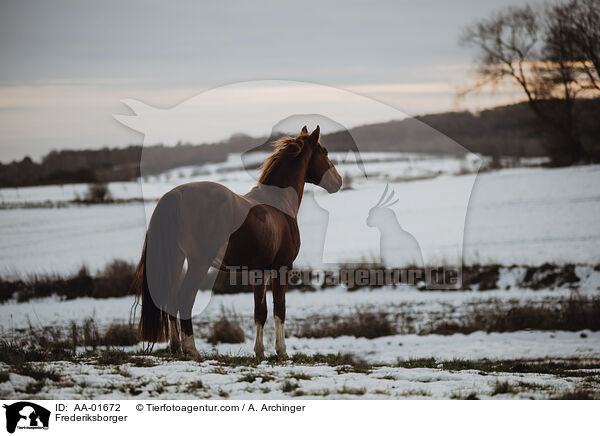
[546,0,600,92]
[461,2,599,165]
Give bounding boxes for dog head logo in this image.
[3,402,50,433]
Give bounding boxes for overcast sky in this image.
[0,0,550,162]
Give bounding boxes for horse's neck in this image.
[244,184,301,217]
[251,149,310,217]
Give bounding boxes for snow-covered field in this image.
[1,153,599,275]
[2,286,599,362]
[1,355,591,400]
[1,287,599,399]
[0,152,599,399]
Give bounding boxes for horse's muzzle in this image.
[319,168,343,193]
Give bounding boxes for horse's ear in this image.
[301,125,308,134]
[310,125,320,142]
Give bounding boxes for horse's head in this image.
[367,185,399,228]
[302,125,342,193]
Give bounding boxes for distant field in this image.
[0,153,599,275]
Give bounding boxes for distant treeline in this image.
[1,99,599,188]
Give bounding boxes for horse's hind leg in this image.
[178,259,210,359]
[168,315,182,354]
[253,282,268,360]
[167,252,185,355]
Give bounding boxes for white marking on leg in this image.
[181,332,200,359]
[254,322,265,359]
[274,316,287,358]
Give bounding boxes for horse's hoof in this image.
[275,344,288,360]
[188,352,201,361]
[183,348,201,360]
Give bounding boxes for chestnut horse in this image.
[133,126,342,359]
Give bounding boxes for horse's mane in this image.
[258,134,308,183]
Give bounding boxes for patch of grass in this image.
[297,309,396,339]
[281,380,299,393]
[201,352,258,367]
[308,389,331,396]
[491,380,516,396]
[450,391,480,400]
[18,363,61,382]
[522,263,579,290]
[237,372,274,384]
[114,367,131,378]
[23,380,45,394]
[129,356,155,367]
[0,341,63,381]
[553,387,597,400]
[291,352,372,373]
[428,296,600,334]
[2,319,138,368]
[82,318,100,349]
[2,260,136,303]
[102,323,138,346]
[15,267,94,302]
[150,348,194,362]
[185,380,205,392]
[462,264,500,290]
[394,357,600,378]
[337,385,366,396]
[260,374,275,383]
[206,314,246,345]
[266,354,290,364]
[237,373,259,383]
[56,379,76,388]
[398,388,431,397]
[0,341,46,366]
[289,372,312,380]
[218,389,230,398]
[92,260,135,298]
[514,381,554,392]
[211,366,227,374]
[395,357,438,369]
[119,384,143,396]
[377,374,397,380]
[96,349,130,365]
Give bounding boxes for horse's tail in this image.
[133,191,182,343]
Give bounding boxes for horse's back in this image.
[157,182,252,259]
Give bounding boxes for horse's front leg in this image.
[272,271,288,359]
[253,283,267,360]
